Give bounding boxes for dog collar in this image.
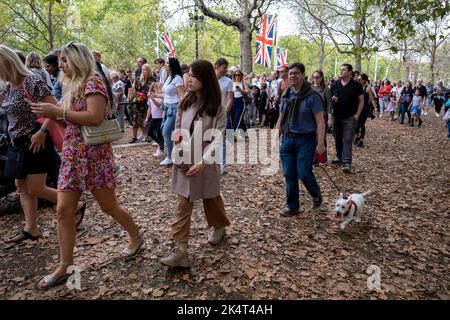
[349,199,358,213]
[343,197,358,217]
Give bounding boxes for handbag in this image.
[22,82,65,152]
[4,143,27,179]
[79,92,124,146]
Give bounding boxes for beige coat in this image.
[171,103,226,201]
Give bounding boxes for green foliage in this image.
[376,0,450,39]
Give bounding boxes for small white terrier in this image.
[335,191,372,230]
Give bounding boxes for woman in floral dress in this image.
[29,42,144,289]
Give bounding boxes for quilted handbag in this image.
[81,118,123,145]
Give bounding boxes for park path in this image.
[0,114,448,299]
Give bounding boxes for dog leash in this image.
[318,165,341,193]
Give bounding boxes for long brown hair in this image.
[179,60,221,118]
[312,70,325,91]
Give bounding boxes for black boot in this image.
[357,139,364,148]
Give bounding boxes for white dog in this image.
[335,191,372,230]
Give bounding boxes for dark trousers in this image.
[147,118,163,148]
[399,103,411,124]
[232,97,247,132]
[333,116,355,164]
[280,134,321,211]
[355,113,368,139]
[434,98,444,115]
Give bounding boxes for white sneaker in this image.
[435,113,440,118]
[153,149,166,158]
[152,142,158,147]
[137,135,146,142]
[160,157,173,166]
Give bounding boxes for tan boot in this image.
[208,227,226,245]
[160,250,191,268]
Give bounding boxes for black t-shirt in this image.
[122,77,132,98]
[330,79,364,119]
[445,89,450,102]
[260,91,268,111]
[414,85,427,98]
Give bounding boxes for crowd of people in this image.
[1,41,449,290]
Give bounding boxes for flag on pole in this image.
[160,32,176,57]
[275,48,288,70]
[254,14,276,68]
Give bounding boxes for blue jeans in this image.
[161,103,178,159]
[399,103,411,124]
[280,134,321,211]
[232,97,247,132]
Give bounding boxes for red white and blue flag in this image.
[254,14,276,68]
[160,32,176,57]
[275,48,288,70]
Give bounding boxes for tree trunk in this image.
[319,29,325,71]
[47,3,54,51]
[240,26,253,74]
[355,52,362,73]
[353,14,362,72]
[396,51,402,81]
[430,40,437,84]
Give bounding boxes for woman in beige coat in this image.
[160,60,229,268]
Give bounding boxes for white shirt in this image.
[270,79,282,98]
[232,82,244,98]
[163,75,184,104]
[218,76,233,108]
[393,86,403,100]
[159,67,168,84]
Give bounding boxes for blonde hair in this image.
[110,71,120,82]
[140,63,153,83]
[26,52,43,69]
[0,45,31,85]
[60,42,97,111]
[150,82,163,93]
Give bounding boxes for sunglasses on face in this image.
[234,74,242,77]
[313,76,320,79]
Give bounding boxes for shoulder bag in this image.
[80,92,124,146]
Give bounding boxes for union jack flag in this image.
[160,32,176,57]
[254,14,276,68]
[275,48,288,70]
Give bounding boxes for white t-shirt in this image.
[159,67,168,84]
[270,79,282,98]
[393,86,403,100]
[163,75,184,104]
[218,76,233,108]
[232,82,244,98]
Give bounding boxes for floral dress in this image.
[57,76,116,192]
[132,77,153,128]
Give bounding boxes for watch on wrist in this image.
[39,126,49,134]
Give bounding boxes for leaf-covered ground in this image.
[0,114,449,300]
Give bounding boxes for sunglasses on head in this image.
[66,41,80,52]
